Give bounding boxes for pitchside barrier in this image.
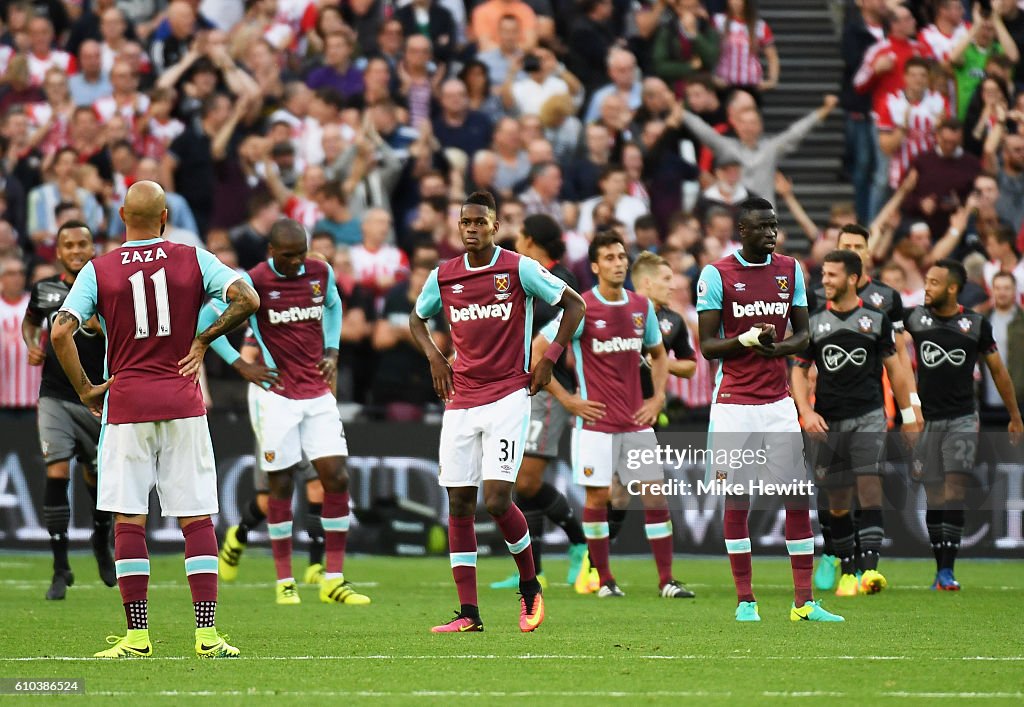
[0,412,1021,556]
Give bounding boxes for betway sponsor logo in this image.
[731,301,790,318]
[268,305,323,324]
[449,302,513,323]
[592,336,642,354]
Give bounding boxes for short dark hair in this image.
[317,179,347,202]
[56,219,92,244]
[992,270,1018,287]
[313,87,346,111]
[528,160,559,185]
[937,116,963,132]
[634,214,658,233]
[311,230,334,243]
[598,162,626,183]
[737,197,775,223]
[269,217,307,247]
[411,242,440,270]
[199,92,228,118]
[904,56,931,73]
[838,223,870,243]
[423,195,448,214]
[588,231,626,263]
[935,258,967,294]
[463,190,497,213]
[247,190,276,218]
[823,248,863,279]
[522,213,565,260]
[54,201,79,220]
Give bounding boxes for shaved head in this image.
[269,218,307,248]
[120,180,167,233]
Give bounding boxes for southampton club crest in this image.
[632,312,645,334]
[957,317,972,333]
[493,273,511,300]
[869,291,885,308]
[858,315,873,333]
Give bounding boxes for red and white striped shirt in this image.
[874,88,950,187]
[25,103,70,155]
[918,22,970,64]
[93,93,150,125]
[713,14,774,87]
[351,244,410,298]
[854,36,933,113]
[285,196,323,232]
[665,307,716,409]
[0,293,41,408]
[27,51,76,87]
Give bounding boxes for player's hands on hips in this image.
[529,357,554,395]
[233,359,280,388]
[634,395,665,427]
[428,352,454,404]
[803,411,829,441]
[317,349,339,383]
[79,376,115,417]
[1009,416,1024,446]
[27,344,45,366]
[178,338,208,383]
[564,394,605,423]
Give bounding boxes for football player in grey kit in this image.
[904,259,1023,590]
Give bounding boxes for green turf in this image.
[1,552,1022,705]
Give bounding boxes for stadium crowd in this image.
[0,0,1023,425]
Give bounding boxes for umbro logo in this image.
[734,282,746,291]
[269,291,281,300]
[451,284,464,294]
[595,319,606,329]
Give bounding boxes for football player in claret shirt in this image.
[792,250,920,598]
[22,221,115,600]
[51,181,259,658]
[199,219,369,607]
[410,191,585,633]
[537,233,694,599]
[490,214,590,592]
[697,196,844,623]
[905,259,1023,590]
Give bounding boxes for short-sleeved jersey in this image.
[905,305,997,420]
[696,251,807,405]
[414,246,566,410]
[60,238,240,424]
[25,274,106,404]
[247,258,341,400]
[795,301,896,420]
[640,305,696,399]
[809,278,906,333]
[544,287,662,434]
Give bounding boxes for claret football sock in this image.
[267,497,294,583]
[724,497,754,603]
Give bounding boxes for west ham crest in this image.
[632,312,645,334]
[775,275,789,292]
[494,273,511,300]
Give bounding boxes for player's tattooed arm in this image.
[51,310,113,416]
[180,279,260,382]
[410,312,453,403]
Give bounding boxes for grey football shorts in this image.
[912,413,981,485]
[37,396,100,468]
[809,408,886,489]
[524,389,570,460]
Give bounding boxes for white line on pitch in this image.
[2,654,1022,662]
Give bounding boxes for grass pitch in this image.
[1,552,1022,705]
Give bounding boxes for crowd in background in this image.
[0,0,1023,424]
